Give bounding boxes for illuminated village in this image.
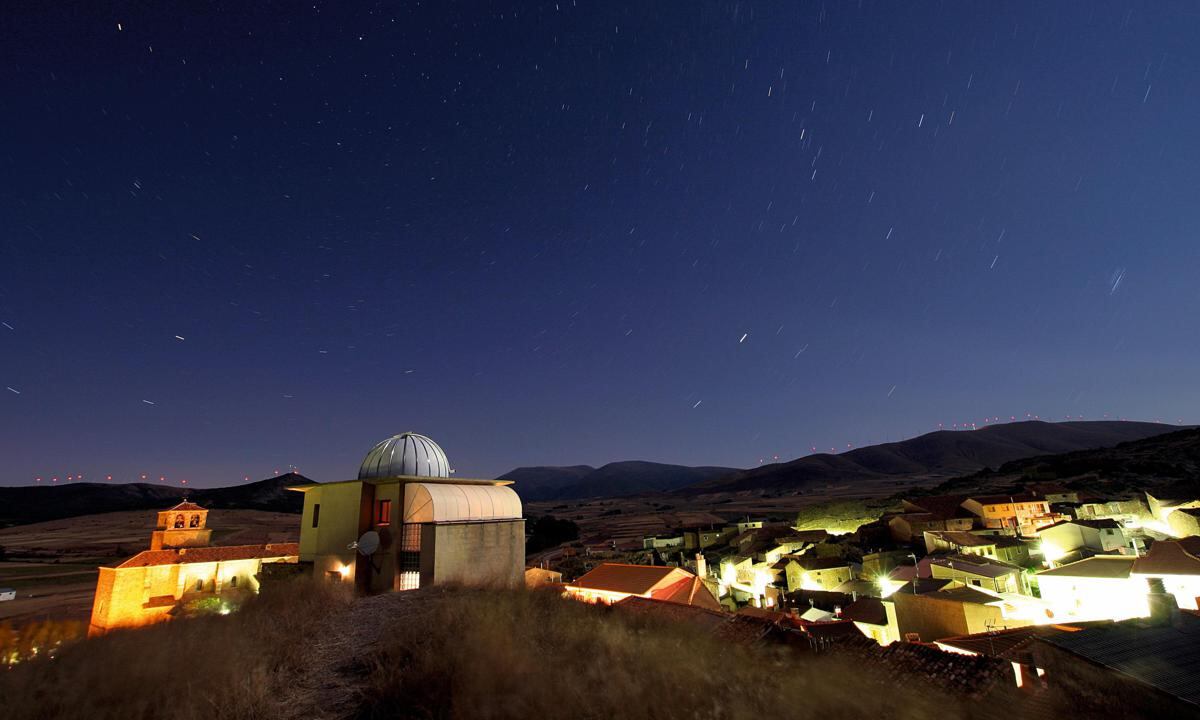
[22,431,1186,716]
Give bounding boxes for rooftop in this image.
[969,493,1046,506]
[165,501,206,512]
[1037,613,1200,708]
[936,623,1089,661]
[1040,518,1123,531]
[571,563,686,596]
[1037,555,1136,580]
[902,494,972,519]
[929,553,1022,579]
[841,596,888,626]
[925,530,997,547]
[928,586,1005,606]
[114,543,300,568]
[1133,540,1200,577]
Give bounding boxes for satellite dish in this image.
[354,530,380,557]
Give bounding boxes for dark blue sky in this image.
[2,2,1198,486]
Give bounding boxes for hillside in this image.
[681,421,1177,495]
[0,582,1063,720]
[496,464,596,499]
[0,473,310,528]
[934,426,1200,497]
[501,461,736,501]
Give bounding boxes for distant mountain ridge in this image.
[0,473,310,528]
[934,425,1200,498]
[500,461,736,501]
[680,421,1178,495]
[0,421,1181,526]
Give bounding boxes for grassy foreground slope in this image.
[2,581,963,720]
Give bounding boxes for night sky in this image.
[2,2,1198,487]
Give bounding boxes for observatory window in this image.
[376,499,392,525]
[311,504,321,528]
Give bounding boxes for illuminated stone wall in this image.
[420,519,525,589]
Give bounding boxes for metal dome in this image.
[358,432,451,479]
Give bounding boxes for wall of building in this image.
[1037,576,1150,622]
[1134,573,1200,611]
[893,592,1009,642]
[299,482,366,561]
[89,566,175,635]
[930,564,1022,594]
[420,519,525,589]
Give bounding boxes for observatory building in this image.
[289,433,525,593]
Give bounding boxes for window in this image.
[376,499,392,525]
[189,514,200,528]
[174,514,185,529]
[312,503,321,528]
[195,579,203,592]
[229,576,238,588]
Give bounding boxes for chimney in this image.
[1146,577,1181,627]
[695,553,707,578]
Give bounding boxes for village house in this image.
[1131,537,1200,611]
[1036,538,1200,623]
[1036,556,1144,621]
[88,501,298,635]
[778,554,856,593]
[1032,605,1200,716]
[682,526,734,551]
[523,567,563,589]
[929,554,1029,595]
[1036,518,1130,564]
[840,595,899,646]
[562,562,721,610]
[1065,496,1149,526]
[891,584,1027,643]
[959,493,1063,536]
[888,495,978,543]
[641,534,684,550]
[923,531,1032,567]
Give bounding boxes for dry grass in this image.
[2,581,958,720]
[354,589,955,720]
[1,578,352,720]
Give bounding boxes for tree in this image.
[525,515,580,554]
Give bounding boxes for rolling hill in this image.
[933,425,1200,497]
[0,473,310,528]
[679,421,1179,495]
[501,461,737,501]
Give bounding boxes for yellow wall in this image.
[299,482,366,560]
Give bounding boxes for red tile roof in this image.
[935,623,1088,660]
[166,501,206,512]
[650,574,722,611]
[1133,540,1200,577]
[115,543,299,568]
[903,495,972,519]
[572,563,684,595]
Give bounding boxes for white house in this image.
[1036,519,1129,563]
[1131,538,1200,611]
[1036,556,1145,622]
